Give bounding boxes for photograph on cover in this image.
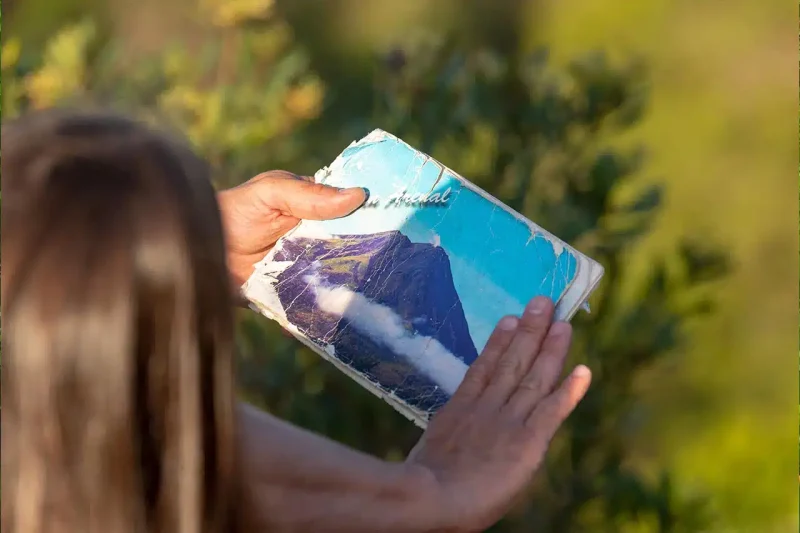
[245,131,593,418]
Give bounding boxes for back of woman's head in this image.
[2,110,241,533]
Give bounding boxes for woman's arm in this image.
[237,402,440,533]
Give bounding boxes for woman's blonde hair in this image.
[2,110,242,533]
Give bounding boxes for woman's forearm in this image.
[237,402,442,533]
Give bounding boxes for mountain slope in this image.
[272,230,478,412]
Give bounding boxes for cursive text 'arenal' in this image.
[364,188,452,208]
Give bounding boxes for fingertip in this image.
[339,186,367,199]
[305,186,363,218]
[573,364,591,379]
[525,296,554,315]
[497,315,519,331]
[567,365,592,402]
[335,187,367,209]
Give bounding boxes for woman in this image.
[2,109,592,533]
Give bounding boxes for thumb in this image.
[261,177,367,220]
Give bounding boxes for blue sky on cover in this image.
[297,133,578,351]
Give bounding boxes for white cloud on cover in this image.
[304,274,468,395]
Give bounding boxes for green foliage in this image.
[2,11,734,533]
[2,10,324,187]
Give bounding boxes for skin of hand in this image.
[405,297,591,532]
[219,173,591,532]
[217,170,367,288]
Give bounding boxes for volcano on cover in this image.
[272,230,478,412]
[243,130,604,427]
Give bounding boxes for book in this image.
[242,130,604,428]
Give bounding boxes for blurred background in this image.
[2,0,796,531]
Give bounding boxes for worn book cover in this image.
[243,130,604,428]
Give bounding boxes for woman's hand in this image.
[218,170,366,287]
[235,296,589,532]
[406,296,591,532]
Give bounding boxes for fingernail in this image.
[573,365,591,378]
[498,316,519,331]
[526,296,551,314]
[361,187,370,201]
